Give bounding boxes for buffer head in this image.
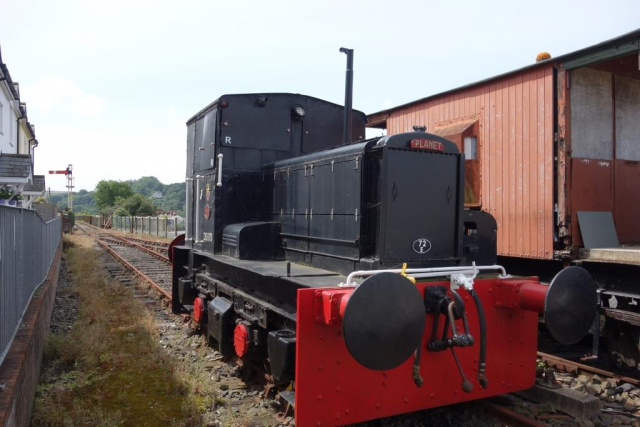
[545,266,598,345]
[342,273,425,371]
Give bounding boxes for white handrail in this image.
[340,265,508,287]
[216,154,224,187]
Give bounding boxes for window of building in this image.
[0,101,3,135]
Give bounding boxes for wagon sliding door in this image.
[614,75,640,244]
[568,55,640,246]
[568,68,614,247]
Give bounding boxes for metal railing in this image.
[113,216,184,238]
[76,215,184,239]
[34,202,58,222]
[0,206,61,366]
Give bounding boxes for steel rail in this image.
[120,235,170,248]
[113,235,170,263]
[81,222,171,247]
[80,222,171,262]
[480,402,547,427]
[77,223,172,300]
[538,351,640,386]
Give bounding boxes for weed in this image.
[32,235,206,426]
[62,235,76,251]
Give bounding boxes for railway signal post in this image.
[48,164,74,211]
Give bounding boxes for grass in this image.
[32,235,208,427]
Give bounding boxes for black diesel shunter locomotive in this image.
[171,91,596,426]
[173,91,495,361]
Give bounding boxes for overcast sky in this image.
[0,0,637,191]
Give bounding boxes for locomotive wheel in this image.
[342,273,426,371]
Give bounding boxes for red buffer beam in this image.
[294,267,597,426]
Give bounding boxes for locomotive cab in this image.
[184,93,366,254]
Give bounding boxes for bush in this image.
[67,211,76,228]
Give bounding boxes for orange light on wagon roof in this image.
[536,52,552,62]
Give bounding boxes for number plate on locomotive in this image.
[412,238,432,254]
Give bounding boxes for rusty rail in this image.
[80,222,171,263]
[538,351,640,386]
[122,235,170,248]
[115,235,170,263]
[77,223,172,301]
[480,402,547,427]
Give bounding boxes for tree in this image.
[129,176,163,197]
[94,180,133,210]
[115,194,156,216]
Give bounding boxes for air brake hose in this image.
[412,345,424,387]
[469,289,488,388]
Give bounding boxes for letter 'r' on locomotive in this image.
[171,53,598,426]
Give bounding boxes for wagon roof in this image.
[368,28,640,122]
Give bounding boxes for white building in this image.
[0,46,43,206]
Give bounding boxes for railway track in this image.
[80,223,172,258]
[538,351,640,387]
[118,235,171,257]
[75,222,172,299]
[75,221,626,426]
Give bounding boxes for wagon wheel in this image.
[605,318,640,369]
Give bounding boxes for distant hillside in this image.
[48,189,99,213]
[126,176,185,215]
[48,176,185,215]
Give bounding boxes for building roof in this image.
[23,175,45,193]
[368,29,640,122]
[0,46,20,101]
[0,154,31,179]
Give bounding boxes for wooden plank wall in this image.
[387,65,555,259]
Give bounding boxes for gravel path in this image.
[49,260,78,335]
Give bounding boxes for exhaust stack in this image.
[339,47,354,145]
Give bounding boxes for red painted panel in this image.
[295,280,538,427]
[570,158,613,247]
[615,160,640,243]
